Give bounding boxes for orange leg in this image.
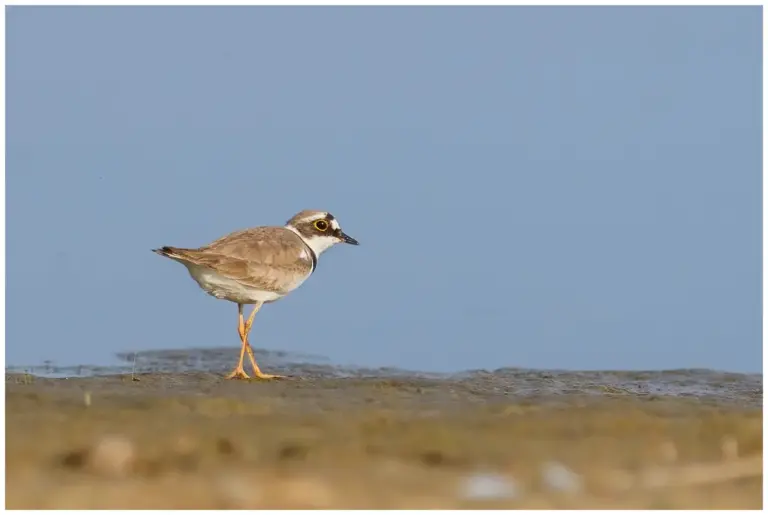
[225,323,249,378]
[226,303,283,380]
[226,304,253,379]
[242,302,284,380]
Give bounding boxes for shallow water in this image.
[7,347,762,408]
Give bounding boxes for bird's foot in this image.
[225,367,251,380]
[251,372,285,380]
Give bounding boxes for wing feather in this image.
[160,227,313,293]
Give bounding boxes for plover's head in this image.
[285,210,359,256]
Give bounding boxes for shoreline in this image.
[6,346,762,409]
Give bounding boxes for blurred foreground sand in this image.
[5,371,762,509]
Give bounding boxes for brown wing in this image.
[159,227,313,293]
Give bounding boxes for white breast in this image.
[184,263,284,304]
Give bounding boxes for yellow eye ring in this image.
[314,220,329,231]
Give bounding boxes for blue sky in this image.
[6,6,762,372]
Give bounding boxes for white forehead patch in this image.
[330,219,340,231]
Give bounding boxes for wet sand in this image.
[5,349,763,509]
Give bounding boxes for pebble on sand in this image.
[460,471,519,500]
[541,461,583,493]
[86,435,136,478]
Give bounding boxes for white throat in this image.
[285,225,339,257]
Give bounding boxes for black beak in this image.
[338,230,359,245]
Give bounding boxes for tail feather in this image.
[152,246,186,259]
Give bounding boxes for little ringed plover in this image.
[152,209,358,379]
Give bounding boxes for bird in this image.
[152,209,359,380]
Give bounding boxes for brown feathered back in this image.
[153,226,314,295]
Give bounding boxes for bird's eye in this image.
[314,220,329,231]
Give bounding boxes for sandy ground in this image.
[5,367,763,509]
